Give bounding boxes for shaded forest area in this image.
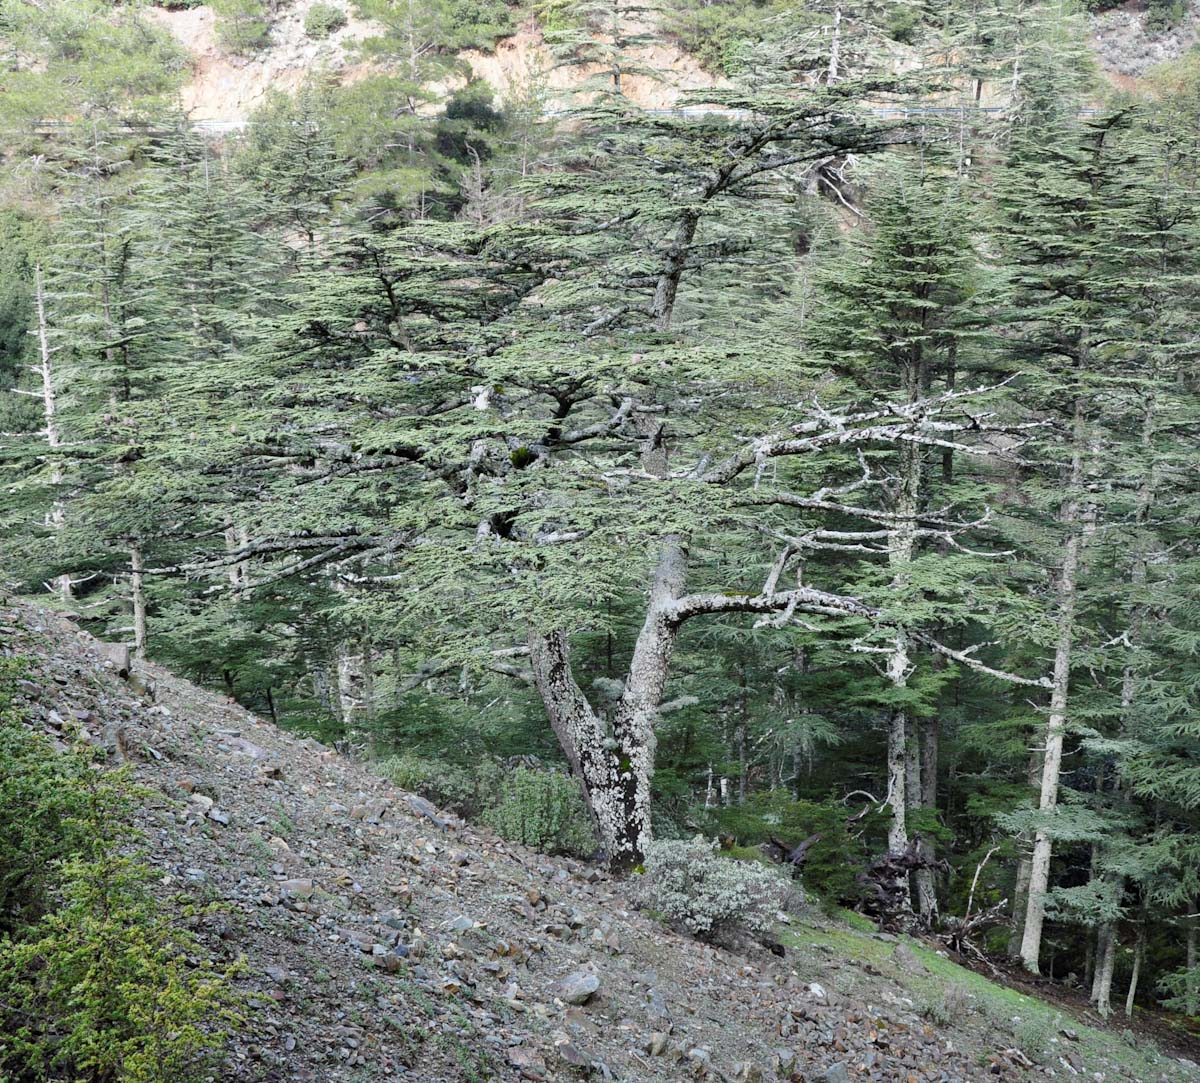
[2,0,1200,1034]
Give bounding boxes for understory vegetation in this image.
[0,0,1199,1039]
[0,660,241,1081]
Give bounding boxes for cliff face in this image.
[148,0,1197,129]
[147,0,720,126]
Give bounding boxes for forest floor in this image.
[3,595,1199,1083]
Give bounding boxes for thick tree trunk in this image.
[1093,923,1117,1017]
[1187,920,1198,1016]
[1020,401,1091,973]
[529,628,653,868]
[130,545,147,661]
[529,519,689,868]
[652,212,699,331]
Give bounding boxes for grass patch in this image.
[779,915,1193,1083]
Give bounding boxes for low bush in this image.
[375,751,481,814]
[481,766,596,858]
[304,2,347,38]
[0,659,241,1082]
[635,835,787,942]
[709,791,875,905]
[0,855,240,1083]
[213,0,270,53]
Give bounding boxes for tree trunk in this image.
[130,545,147,661]
[1009,741,1043,958]
[529,516,689,868]
[33,263,72,603]
[914,716,939,922]
[884,431,921,915]
[1187,920,1198,1016]
[529,628,652,868]
[1125,924,1144,1018]
[1020,400,1092,973]
[652,211,699,331]
[1093,923,1117,1018]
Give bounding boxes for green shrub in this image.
[0,660,241,1081]
[213,0,270,53]
[709,791,872,905]
[635,835,787,942]
[305,2,347,38]
[376,752,481,814]
[0,670,128,933]
[0,854,240,1083]
[481,767,596,858]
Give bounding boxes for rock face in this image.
[1089,6,1199,78]
[147,1,720,128]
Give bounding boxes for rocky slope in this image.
[147,0,717,125]
[3,596,1198,1083]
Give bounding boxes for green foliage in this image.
[305,1,348,37]
[0,661,241,1081]
[481,767,596,857]
[213,0,271,53]
[0,0,186,123]
[0,854,240,1083]
[708,792,872,904]
[376,752,483,814]
[0,659,130,934]
[635,836,787,942]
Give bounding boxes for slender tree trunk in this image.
[914,716,939,922]
[32,263,72,603]
[130,545,147,661]
[1093,923,1117,1017]
[828,3,842,83]
[1009,746,1041,958]
[1125,924,1144,1018]
[1187,920,1198,1016]
[884,430,921,914]
[1020,400,1092,973]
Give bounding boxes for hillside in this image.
[145,0,1200,128]
[2,596,1197,1083]
[146,0,719,125]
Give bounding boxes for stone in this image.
[208,808,230,825]
[555,1040,591,1068]
[646,1032,669,1056]
[824,1064,850,1083]
[447,914,475,934]
[732,1062,763,1082]
[189,793,214,812]
[808,982,828,1000]
[279,878,315,900]
[507,1047,546,1078]
[554,970,600,1005]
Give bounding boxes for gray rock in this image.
[554,970,600,1005]
[824,1064,850,1083]
[208,808,230,825]
[279,878,314,899]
